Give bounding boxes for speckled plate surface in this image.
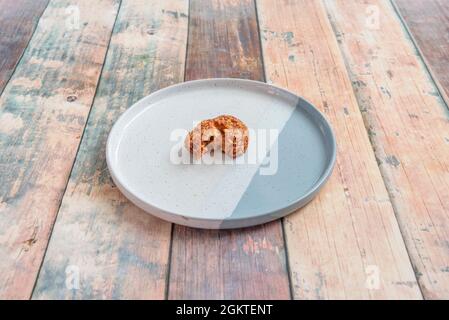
[106,78,336,229]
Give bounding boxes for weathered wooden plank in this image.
[394,0,449,103]
[0,0,120,299]
[325,0,449,299]
[168,0,291,299]
[0,0,49,94]
[32,0,188,299]
[257,0,422,299]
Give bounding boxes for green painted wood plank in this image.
[0,0,120,299]
[32,0,188,299]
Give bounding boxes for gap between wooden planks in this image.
[0,0,49,94]
[167,0,291,300]
[35,0,292,300]
[257,0,422,299]
[0,0,121,299]
[325,0,449,299]
[32,0,188,299]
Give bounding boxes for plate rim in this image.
[106,78,337,228]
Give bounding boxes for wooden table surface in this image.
[1,0,448,300]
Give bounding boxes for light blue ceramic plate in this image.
[106,78,336,229]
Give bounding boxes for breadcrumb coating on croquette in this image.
[184,115,249,159]
[184,119,222,158]
[212,115,249,158]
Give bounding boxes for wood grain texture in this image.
[0,0,120,299]
[257,0,422,299]
[394,0,449,103]
[0,0,49,94]
[325,0,449,299]
[32,0,188,299]
[168,0,291,300]
[185,0,264,80]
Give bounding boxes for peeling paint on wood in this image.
[0,0,120,299]
[32,0,188,300]
[257,0,422,299]
[325,0,449,299]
